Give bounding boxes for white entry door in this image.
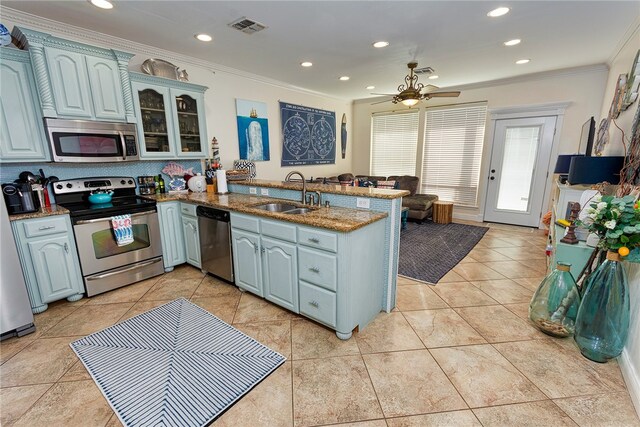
[484,116,556,227]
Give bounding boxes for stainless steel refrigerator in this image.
[1,197,35,339]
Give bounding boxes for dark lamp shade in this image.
[554,154,584,174]
[568,156,625,185]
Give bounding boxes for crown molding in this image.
[608,17,640,65]
[0,6,349,102]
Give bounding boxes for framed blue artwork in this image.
[279,101,336,166]
[236,99,270,161]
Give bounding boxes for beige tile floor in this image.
[1,222,639,426]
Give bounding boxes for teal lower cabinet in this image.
[157,202,186,272]
[180,203,201,269]
[11,215,84,313]
[231,212,385,339]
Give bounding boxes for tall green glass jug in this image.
[529,262,581,337]
[574,251,630,363]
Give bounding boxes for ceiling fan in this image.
[371,62,461,106]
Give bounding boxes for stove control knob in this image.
[66,183,73,188]
[56,184,63,189]
[120,180,126,185]
[128,180,133,185]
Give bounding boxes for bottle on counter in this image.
[157,174,166,194]
[154,175,160,194]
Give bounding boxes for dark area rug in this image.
[399,221,488,284]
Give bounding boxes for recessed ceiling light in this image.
[195,33,213,42]
[504,38,521,46]
[372,41,389,48]
[487,7,510,17]
[428,75,439,80]
[89,0,113,9]
[516,59,530,64]
[300,61,313,67]
[339,76,350,81]
[366,85,375,90]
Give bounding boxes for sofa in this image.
[321,173,439,222]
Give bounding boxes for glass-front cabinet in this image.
[130,73,208,159]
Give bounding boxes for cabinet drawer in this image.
[299,280,336,328]
[22,216,69,238]
[231,213,260,233]
[261,219,297,243]
[180,202,197,217]
[298,247,337,292]
[298,227,337,253]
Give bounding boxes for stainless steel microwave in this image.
[45,118,139,163]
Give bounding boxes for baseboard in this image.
[453,212,484,222]
[620,348,640,419]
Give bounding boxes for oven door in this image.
[73,210,163,276]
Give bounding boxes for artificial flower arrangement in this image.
[580,193,640,261]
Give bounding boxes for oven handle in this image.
[119,131,127,160]
[86,257,162,280]
[75,210,157,225]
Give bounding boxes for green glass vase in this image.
[574,251,630,363]
[529,262,581,337]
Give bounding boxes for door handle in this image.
[490,177,495,180]
[261,247,265,254]
[253,243,258,253]
[39,226,55,231]
[64,243,69,253]
[119,131,127,160]
[309,267,320,273]
[308,237,320,243]
[309,300,319,308]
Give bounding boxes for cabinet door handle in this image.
[309,300,319,308]
[261,247,265,254]
[253,243,259,253]
[64,243,69,253]
[308,237,320,243]
[309,267,320,273]
[39,226,55,230]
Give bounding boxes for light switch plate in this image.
[260,188,269,196]
[356,198,370,209]
[249,187,257,194]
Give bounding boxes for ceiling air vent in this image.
[228,17,268,34]
[414,66,435,75]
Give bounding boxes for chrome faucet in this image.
[285,171,307,205]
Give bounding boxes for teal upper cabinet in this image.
[12,26,136,123]
[130,72,208,159]
[0,49,50,162]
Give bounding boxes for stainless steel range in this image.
[53,177,164,297]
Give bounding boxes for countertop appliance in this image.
[197,206,234,282]
[53,176,163,296]
[1,197,35,340]
[45,118,139,163]
[2,182,39,215]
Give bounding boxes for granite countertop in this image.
[8,205,70,221]
[230,179,409,199]
[147,192,388,232]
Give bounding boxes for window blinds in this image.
[421,103,487,207]
[370,111,419,177]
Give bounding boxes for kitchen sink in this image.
[284,208,314,215]
[252,203,316,215]
[253,203,298,212]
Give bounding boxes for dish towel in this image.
[111,215,134,246]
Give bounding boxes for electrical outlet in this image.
[260,188,269,196]
[249,187,257,194]
[356,198,370,209]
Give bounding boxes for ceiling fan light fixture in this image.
[89,0,113,9]
[487,7,510,17]
[373,41,389,48]
[504,38,521,46]
[401,98,420,107]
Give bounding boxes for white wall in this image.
[2,9,353,182]
[353,66,608,221]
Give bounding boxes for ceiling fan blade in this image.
[422,84,440,92]
[427,91,461,98]
[370,99,392,105]
[370,93,398,96]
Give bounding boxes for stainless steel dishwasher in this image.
[197,206,234,282]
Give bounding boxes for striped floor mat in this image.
[71,298,286,426]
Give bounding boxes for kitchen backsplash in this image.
[0,160,202,185]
